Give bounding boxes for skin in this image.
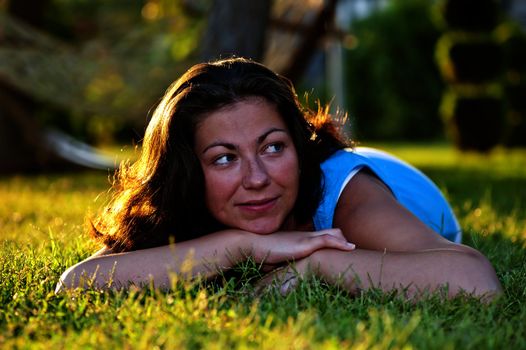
[194,98,300,234]
[55,99,354,291]
[260,173,502,299]
[56,99,502,299]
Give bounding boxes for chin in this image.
[241,221,281,235]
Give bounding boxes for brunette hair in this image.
[90,57,350,252]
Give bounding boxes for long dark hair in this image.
[90,57,350,252]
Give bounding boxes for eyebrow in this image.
[201,128,288,154]
[257,128,288,144]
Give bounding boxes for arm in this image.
[55,228,354,292]
[331,171,501,298]
[264,172,501,299]
[306,248,500,299]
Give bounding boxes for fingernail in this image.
[347,242,356,249]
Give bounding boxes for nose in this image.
[242,157,271,189]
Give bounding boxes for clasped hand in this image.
[243,228,355,294]
[246,228,355,265]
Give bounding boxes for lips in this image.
[236,196,279,213]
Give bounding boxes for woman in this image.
[56,57,501,299]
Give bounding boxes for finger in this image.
[308,234,355,252]
[311,228,345,240]
[280,275,299,296]
[260,263,281,273]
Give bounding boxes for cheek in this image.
[203,171,237,210]
[270,154,300,195]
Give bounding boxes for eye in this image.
[264,142,285,154]
[213,153,237,166]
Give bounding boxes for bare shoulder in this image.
[333,170,455,252]
[336,169,394,208]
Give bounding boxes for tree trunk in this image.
[280,0,337,84]
[201,0,272,62]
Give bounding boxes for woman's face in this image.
[194,98,300,234]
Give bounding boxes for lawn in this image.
[1,143,525,349]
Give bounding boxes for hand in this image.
[255,257,313,296]
[246,228,355,265]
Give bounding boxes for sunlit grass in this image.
[0,173,109,245]
[1,143,526,349]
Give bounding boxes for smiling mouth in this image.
[237,197,279,212]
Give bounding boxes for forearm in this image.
[56,230,250,291]
[56,228,355,292]
[308,248,501,299]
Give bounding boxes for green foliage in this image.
[1,144,526,348]
[434,10,504,151]
[345,0,444,141]
[0,1,204,144]
[433,0,526,150]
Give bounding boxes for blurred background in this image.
[0,0,525,173]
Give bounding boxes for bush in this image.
[434,0,506,152]
[440,86,505,151]
[435,34,503,84]
[436,0,501,32]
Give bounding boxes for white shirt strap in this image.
[337,166,363,199]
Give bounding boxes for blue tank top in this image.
[313,147,462,243]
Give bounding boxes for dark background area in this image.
[0,0,525,173]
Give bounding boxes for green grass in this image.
[1,143,526,349]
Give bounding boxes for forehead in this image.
[198,97,286,129]
[194,98,291,149]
